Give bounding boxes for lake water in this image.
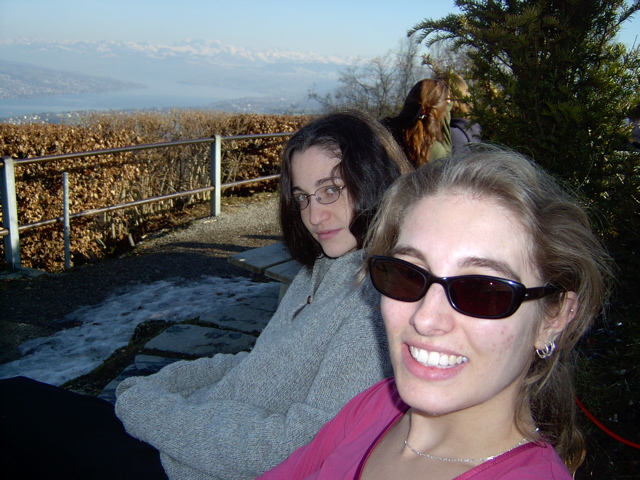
[0,82,269,121]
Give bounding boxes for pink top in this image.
[257,378,572,480]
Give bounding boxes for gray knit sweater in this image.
[115,250,392,480]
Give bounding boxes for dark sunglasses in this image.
[369,255,561,319]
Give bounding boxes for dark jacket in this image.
[450,118,482,148]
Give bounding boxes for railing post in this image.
[1,156,21,270]
[209,134,222,216]
[63,172,72,270]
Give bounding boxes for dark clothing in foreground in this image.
[0,376,167,480]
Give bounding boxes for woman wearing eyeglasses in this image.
[113,110,413,479]
[1,110,411,480]
[258,145,612,479]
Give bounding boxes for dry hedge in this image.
[0,110,310,272]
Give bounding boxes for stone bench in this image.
[228,242,302,302]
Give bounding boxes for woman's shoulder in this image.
[450,118,482,144]
[463,442,571,479]
[450,117,470,129]
[343,378,405,418]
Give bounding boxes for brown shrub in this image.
[0,110,310,271]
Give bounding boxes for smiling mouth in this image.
[409,346,469,368]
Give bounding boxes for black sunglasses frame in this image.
[369,255,561,319]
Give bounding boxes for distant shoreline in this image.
[0,94,320,124]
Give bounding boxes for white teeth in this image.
[427,351,440,366]
[409,346,468,368]
[417,348,428,364]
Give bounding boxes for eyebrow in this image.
[460,257,521,282]
[390,245,426,262]
[390,244,522,282]
[292,176,342,193]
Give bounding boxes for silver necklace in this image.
[404,430,537,464]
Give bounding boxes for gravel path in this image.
[0,193,282,365]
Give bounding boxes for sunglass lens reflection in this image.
[449,278,514,317]
[373,259,425,301]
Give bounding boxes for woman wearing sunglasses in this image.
[258,145,612,479]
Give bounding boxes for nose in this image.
[306,197,331,225]
[410,283,455,336]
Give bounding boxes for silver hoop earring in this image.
[536,341,556,359]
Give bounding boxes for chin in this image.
[321,248,349,258]
[399,389,465,417]
[320,242,358,258]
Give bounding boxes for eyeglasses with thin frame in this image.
[369,255,561,319]
[291,185,345,210]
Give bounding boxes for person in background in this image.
[448,74,482,148]
[382,78,451,167]
[627,103,640,150]
[258,145,613,479]
[0,109,412,480]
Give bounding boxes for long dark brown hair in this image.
[279,109,412,268]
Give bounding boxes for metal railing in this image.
[1,132,293,271]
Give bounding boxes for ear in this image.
[534,291,578,349]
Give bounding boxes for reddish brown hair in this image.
[382,79,449,167]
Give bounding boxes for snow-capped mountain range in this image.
[0,38,353,67]
[0,38,353,115]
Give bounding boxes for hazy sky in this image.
[2,0,638,58]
